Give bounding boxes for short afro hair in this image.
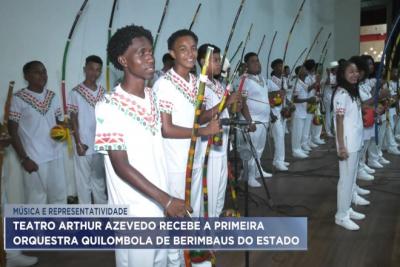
[23,61,44,75]
[197,43,221,65]
[303,59,316,71]
[85,55,103,66]
[271,58,283,69]
[244,52,257,63]
[167,29,198,50]
[162,53,174,64]
[107,24,153,70]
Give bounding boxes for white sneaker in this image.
[396,134,400,141]
[356,187,370,195]
[313,139,325,145]
[248,179,261,187]
[352,194,370,206]
[273,162,289,171]
[309,142,318,148]
[327,132,335,138]
[260,170,272,178]
[293,150,308,159]
[302,145,312,151]
[301,149,310,155]
[283,161,290,166]
[388,147,400,155]
[335,217,360,230]
[364,165,375,174]
[357,170,374,181]
[6,254,38,267]
[368,160,384,169]
[379,157,390,165]
[349,208,366,220]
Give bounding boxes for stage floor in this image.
[24,135,400,267]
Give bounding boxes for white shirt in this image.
[154,68,203,172]
[359,80,373,102]
[203,78,230,157]
[333,87,363,153]
[151,69,165,86]
[68,83,106,155]
[293,79,308,119]
[324,74,336,96]
[242,74,270,123]
[305,74,316,97]
[388,80,398,97]
[9,88,63,164]
[94,85,168,215]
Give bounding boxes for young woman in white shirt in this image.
[333,61,365,230]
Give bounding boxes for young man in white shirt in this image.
[292,66,316,159]
[239,52,273,187]
[8,61,67,204]
[304,59,325,147]
[197,43,240,217]
[96,24,190,267]
[153,29,220,267]
[270,58,290,171]
[69,55,107,204]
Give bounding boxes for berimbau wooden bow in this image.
[292,27,323,100]
[230,41,243,63]
[316,32,332,74]
[106,0,118,92]
[61,0,89,154]
[304,26,323,62]
[375,13,400,143]
[266,30,277,78]
[280,0,306,88]
[189,3,202,31]
[153,0,170,53]
[289,47,307,78]
[0,81,14,267]
[184,46,214,267]
[257,34,266,55]
[239,23,253,63]
[220,0,246,74]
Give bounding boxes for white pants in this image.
[23,157,67,204]
[302,115,313,147]
[115,202,166,267]
[2,147,25,204]
[116,249,167,267]
[358,138,371,172]
[63,147,77,197]
[388,108,396,132]
[2,148,28,261]
[74,153,107,204]
[384,125,398,150]
[311,123,323,142]
[368,121,386,162]
[203,154,228,218]
[323,93,333,134]
[247,123,268,180]
[395,114,400,136]
[167,168,203,267]
[271,119,285,164]
[292,117,306,152]
[336,151,359,219]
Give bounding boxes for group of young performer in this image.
[2,21,400,266]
